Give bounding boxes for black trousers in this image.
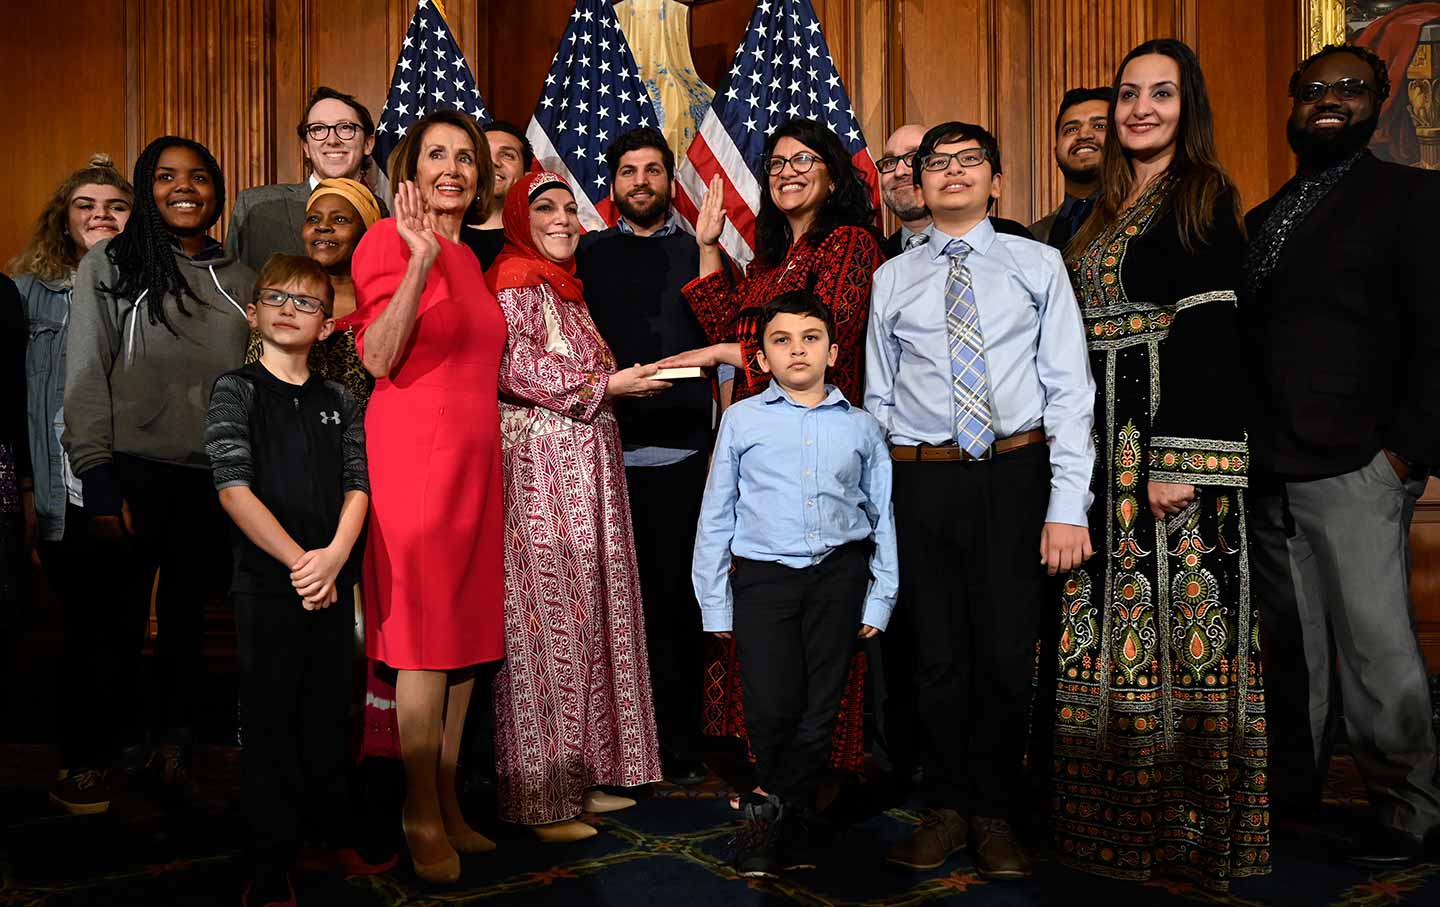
[37,503,133,769]
[235,591,355,870]
[113,453,230,738]
[626,455,707,763]
[732,541,869,810]
[893,443,1052,816]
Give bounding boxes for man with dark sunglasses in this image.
[227,87,387,273]
[1243,43,1440,869]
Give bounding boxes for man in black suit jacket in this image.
[1244,43,1440,869]
[877,124,1034,261]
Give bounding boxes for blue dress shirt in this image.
[864,218,1096,526]
[692,381,898,633]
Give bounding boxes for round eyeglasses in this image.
[257,289,327,316]
[305,121,362,142]
[763,152,823,176]
[920,148,990,171]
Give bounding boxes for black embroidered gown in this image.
[1052,175,1270,889]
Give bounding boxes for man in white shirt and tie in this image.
[865,121,1096,880]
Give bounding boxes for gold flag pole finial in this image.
[432,0,448,25]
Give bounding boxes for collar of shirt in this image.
[761,379,851,410]
[307,173,320,190]
[616,209,684,237]
[925,216,997,261]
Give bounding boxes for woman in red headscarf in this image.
[487,171,666,842]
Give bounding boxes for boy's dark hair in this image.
[759,289,835,342]
[296,86,376,141]
[484,120,534,169]
[605,126,675,180]
[1289,43,1391,104]
[1055,86,1114,135]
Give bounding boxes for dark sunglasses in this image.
[1292,78,1371,104]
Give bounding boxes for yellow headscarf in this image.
[307,178,382,228]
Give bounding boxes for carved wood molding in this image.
[1301,0,1347,57]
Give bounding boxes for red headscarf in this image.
[484,170,585,303]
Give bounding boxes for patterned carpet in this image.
[1,745,1438,907]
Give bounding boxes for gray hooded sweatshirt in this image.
[63,238,254,501]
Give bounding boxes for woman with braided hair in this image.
[63,136,253,800]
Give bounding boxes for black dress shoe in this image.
[1347,825,1423,870]
[663,760,709,786]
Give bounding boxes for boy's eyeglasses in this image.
[920,149,990,171]
[305,121,362,142]
[1292,78,1371,103]
[762,152,823,176]
[257,289,327,316]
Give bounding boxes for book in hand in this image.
[652,367,704,380]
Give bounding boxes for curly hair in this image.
[101,136,226,337]
[754,118,876,268]
[1288,43,1391,104]
[8,154,133,282]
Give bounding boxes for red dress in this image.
[682,224,884,772]
[350,219,507,670]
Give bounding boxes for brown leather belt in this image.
[889,428,1047,463]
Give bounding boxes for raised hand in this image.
[696,174,726,248]
[393,180,440,269]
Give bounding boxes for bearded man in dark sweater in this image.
[576,127,710,785]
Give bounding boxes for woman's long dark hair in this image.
[101,135,226,336]
[754,118,875,268]
[1070,38,1242,256]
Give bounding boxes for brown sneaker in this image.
[969,816,1032,880]
[884,808,968,870]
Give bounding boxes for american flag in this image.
[674,0,879,266]
[528,0,660,232]
[373,0,492,174]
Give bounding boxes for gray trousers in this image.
[1250,450,1440,838]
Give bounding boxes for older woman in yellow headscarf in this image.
[245,177,382,403]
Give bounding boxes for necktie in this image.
[943,239,994,457]
[904,231,928,251]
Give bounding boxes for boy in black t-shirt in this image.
[204,254,388,906]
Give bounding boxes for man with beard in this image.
[576,127,710,786]
[1244,43,1440,868]
[879,124,1035,260]
[462,121,532,269]
[1030,87,1109,250]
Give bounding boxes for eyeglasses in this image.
[876,151,918,173]
[257,289,327,316]
[1292,78,1371,104]
[762,152,823,176]
[920,148,990,171]
[305,121,362,142]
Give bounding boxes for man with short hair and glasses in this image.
[227,87,386,273]
[1243,43,1440,869]
[877,126,1035,260]
[1030,87,1111,249]
[866,121,1094,879]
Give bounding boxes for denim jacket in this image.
[19,273,80,540]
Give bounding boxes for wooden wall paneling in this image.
[894,0,994,133]
[993,0,1035,222]
[2,0,128,268]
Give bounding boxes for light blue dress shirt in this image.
[692,381,898,633]
[864,218,1096,527]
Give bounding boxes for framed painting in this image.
[1303,0,1440,168]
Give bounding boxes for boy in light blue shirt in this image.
[693,289,897,879]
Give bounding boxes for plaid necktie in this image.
[943,239,994,457]
[904,232,928,251]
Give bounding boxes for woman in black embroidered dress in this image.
[1051,38,1270,890]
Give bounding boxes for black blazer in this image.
[1243,153,1440,477]
[881,217,1034,259]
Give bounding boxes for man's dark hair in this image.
[485,120,534,170]
[759,289,835,342]
[912,121,1001,211]
[605,127,675,180]
[296,86,376,140]
[1054,86,1114,135]
[1289,43,1391,104]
